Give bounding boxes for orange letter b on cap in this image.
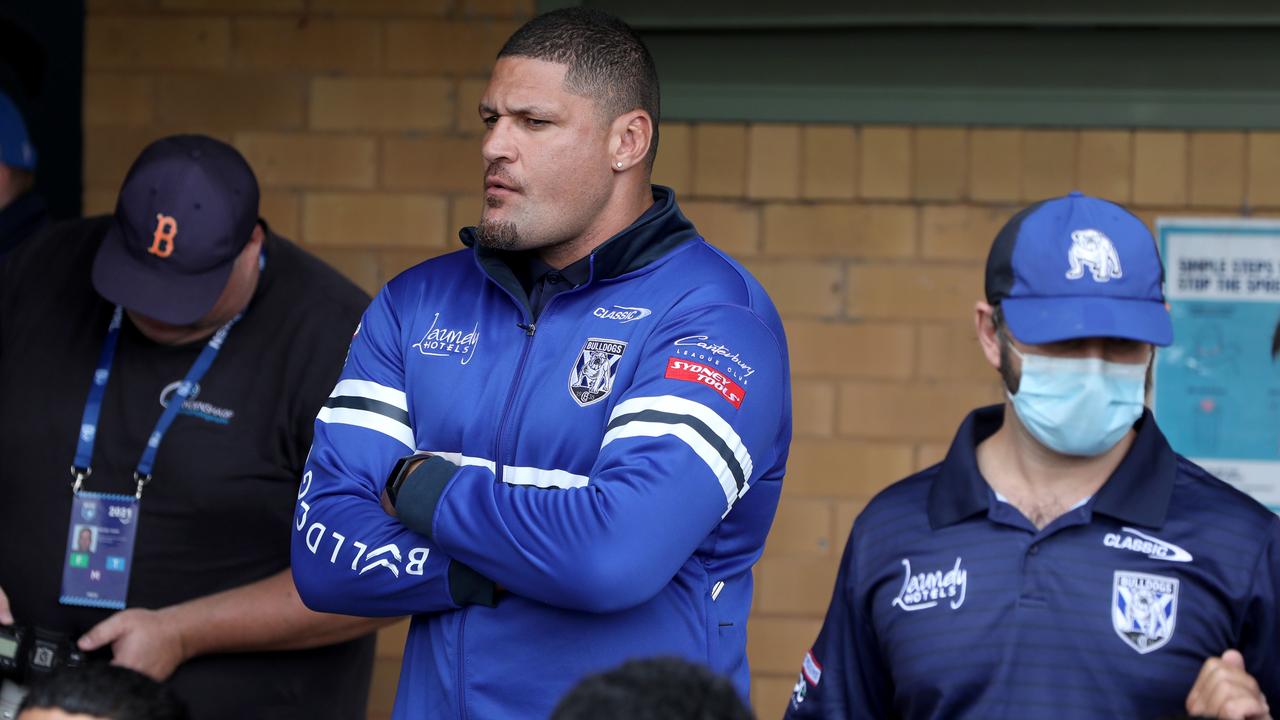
[149,213,177,258]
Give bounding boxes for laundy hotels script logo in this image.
[412,313,480,365]
[891,557,968,612]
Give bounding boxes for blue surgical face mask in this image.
[1007,347,1149,457]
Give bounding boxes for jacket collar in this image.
[928,405,1178,530]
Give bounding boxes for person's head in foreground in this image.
[0,90,36,210]
[976,191,1172,459]
[91,134,263,346]
[18,663,188,720]
[550,657,754,720]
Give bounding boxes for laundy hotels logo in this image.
[891,557,968,612]
[412,313,480,365]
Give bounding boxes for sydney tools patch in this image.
[665,357,746,408]
[569,338,627,406]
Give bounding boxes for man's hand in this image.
[78,607,190,681]
[1186,650,1272,720]
[0,584,11,625]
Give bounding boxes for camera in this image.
[0,625,84,719]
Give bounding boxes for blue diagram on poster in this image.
[1154,218,1280,513]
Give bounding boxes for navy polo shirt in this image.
[786,405,1280,720]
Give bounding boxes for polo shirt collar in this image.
[928,405,1178,530]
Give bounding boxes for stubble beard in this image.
[477,196,521,251]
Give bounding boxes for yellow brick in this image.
[753,675,804,720]
[455,78,490,135]
[912,127,967,201]
[84,126,167,186]
[681,200,758,257]
[386,20,521,75]
[83,187,118,217]
[1077,130,1132,203]
[87,17,229,70]
[801,125,857,200]
[747,124,801,200]
[381,137,481,193]
[375,619,410,659]
[160,0,301,9]
[692,123,748,198]
[784,439,915,501]
[969,128,1021,202]
[787,321,914,379]
[847,263,983,321]
[1020,130,1076,201]
[652,122,692,192]
[235,18,381,72]
[450,194,483,233]
[835,500,864,541]
[366,656,403,718]
[920,204,1008,261]
[764,494,833,558]
[311,77,453,132]
[791,380,835,438]
[762,203,916,259]
[859,126,911,200]
[303,193,448,249]
[235,132,377,189]
[915,442,952,472]
[838,381,1001,441]
[156,74,306,131]
[742,260,841,318]
[917,322,997,381]
[310,0,449,14]
[1248,132,1280,208]
[1189,132,1246,209]
[1133,131,1188,206]
[83,73,154,127]
[755,555,840,615]
[259,191,300,240]
[459,0,535,16]
[747,617,824,674]
[306,247,380,295]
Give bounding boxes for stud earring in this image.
[616,162,624,169]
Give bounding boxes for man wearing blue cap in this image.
[0,135,385,718]
[0,90,47,259]
[785,192,1278,720]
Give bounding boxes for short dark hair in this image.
[550,657,754,720]
[991,304,1019,394]
[498,8,661,168]
[19,663,189,720]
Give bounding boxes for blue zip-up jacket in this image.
[291,187,792,719]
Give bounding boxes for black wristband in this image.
[385,452,434,507]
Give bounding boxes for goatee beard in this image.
[476,217,520,251]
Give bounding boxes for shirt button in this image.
[547,273,562,284]
[1029,544,1040,555]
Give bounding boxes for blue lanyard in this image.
[72,305,240,498]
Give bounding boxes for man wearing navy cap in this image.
[0,135,384,718]
[0,90,47,259]
[786,192,1279,720]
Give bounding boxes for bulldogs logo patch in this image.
[569,338,627,407]
[1112,570,1178,654]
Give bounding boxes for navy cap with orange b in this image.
[92,134,260,325]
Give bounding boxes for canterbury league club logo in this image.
[568,337,627,406]
[149,213,178,258]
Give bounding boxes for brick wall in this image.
[81,3,1280,718]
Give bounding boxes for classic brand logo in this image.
[665,357,745,409]
[891,557,967,612]
[593,305,652,323]
[1103,527,1193,563]
[412,313,480,365]
[1066,228,1123,282]
[149,213,177,258]
[568,338,627,407]
[1112,570,1178,654]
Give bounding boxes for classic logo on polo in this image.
[891,557,967,612]
[665,357,746,408]
[1113,570,1178,654]
[149,213,177,258]
[412,313,480,365]
[160,381,235,425]
[1066,228,1123,282]
[568,337,627,406]
[594,305,652,323]
[1103,527,1193,563]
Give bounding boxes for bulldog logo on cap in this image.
[149,213,178,258]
